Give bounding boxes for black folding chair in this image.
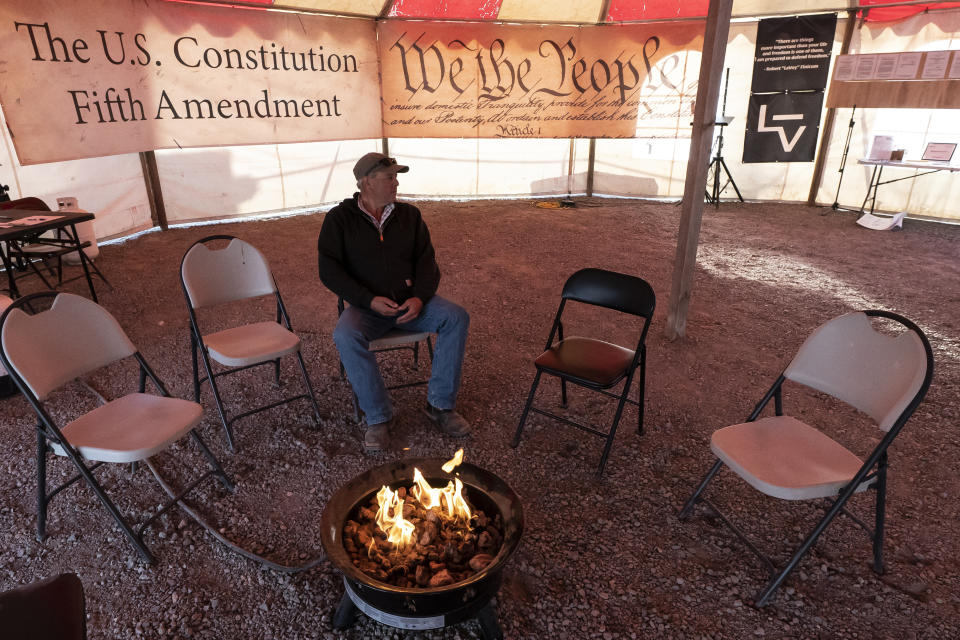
[0,292,234,563]
[336,296,433,422]
[511,268,655,477]
[180,235,321,451]
[679,310,933,606]
[0,573,87,640]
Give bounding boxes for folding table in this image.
[0,208,102,301]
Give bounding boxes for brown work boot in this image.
[423,404,471,437]
[363,421,390,453]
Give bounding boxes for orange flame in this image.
[373,454,473,551]
[442,448,464,473]
[374,485,415,551]
[411,468,471,522]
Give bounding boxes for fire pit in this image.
[320,457,523,639]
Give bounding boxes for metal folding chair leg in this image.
[190,334,202,403]
[511,370,542,448]
[637,349,646,435]
[595,378,635,477]
[36,427,48,542]
[189,430,234,492]
[196,345,236,452]
[873,453,888,574]
[294,351,323,424]
[678,459,724,520]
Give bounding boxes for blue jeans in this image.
[333,296,469,425]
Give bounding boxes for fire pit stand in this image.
[332,574,503,638]
[321,458,523,640]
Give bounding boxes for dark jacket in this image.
[317,194,441,310]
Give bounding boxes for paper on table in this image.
[921,142,957,162]
[857,211,906,231]
[10,215,62,225]
[869,135,894,161]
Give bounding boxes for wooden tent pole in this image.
[586,139,596,196]
[807,9,858,205]
[583,0,614,198]
[664,0,733,341]
[379,1,395,157]
[139,151,168,231]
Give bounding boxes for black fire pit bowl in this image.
[320,458,523,633]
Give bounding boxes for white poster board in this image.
[869,135,894,160]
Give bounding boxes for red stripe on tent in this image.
[859,1,960,21]
[389,0,503,20]
[163,0,272,8]
[607,0,708,21]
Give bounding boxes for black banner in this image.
[744,13,836,163]
[752,14,837,92]
[743,92,824,163]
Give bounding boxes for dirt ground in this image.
[1,198,958,639]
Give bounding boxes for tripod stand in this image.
[705,68,743,207]
[705,121,743,206]
[831,104,856,210]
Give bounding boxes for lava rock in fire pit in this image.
[342,476,505,589]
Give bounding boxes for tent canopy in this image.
[196,0,960,22]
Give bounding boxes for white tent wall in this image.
[155,139,379,222]
[389,138,591,197]
[3,7,960,239]
[0,105,153,238]
[156,137,591,222]
[814,8,960,220]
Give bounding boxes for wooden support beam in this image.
[808,10,858,205]
[586,139,596,197]
[138,151,168,231]
[664,0,733,341]
[597,0,613,23]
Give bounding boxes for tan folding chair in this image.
[335,296,433,423]
[180,235,321,451]
[679,310,933,606]
[0,292,234,563]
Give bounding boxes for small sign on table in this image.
[921,142,957,162]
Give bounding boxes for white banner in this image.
[0,0,381,164]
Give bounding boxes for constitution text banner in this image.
[378,20,703,139]
[0,0,380,164]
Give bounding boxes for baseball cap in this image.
[353,153,410,180]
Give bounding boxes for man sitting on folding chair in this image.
[318,153,471,453]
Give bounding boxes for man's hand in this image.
[370,296,400,316]
[396,297,423,323]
